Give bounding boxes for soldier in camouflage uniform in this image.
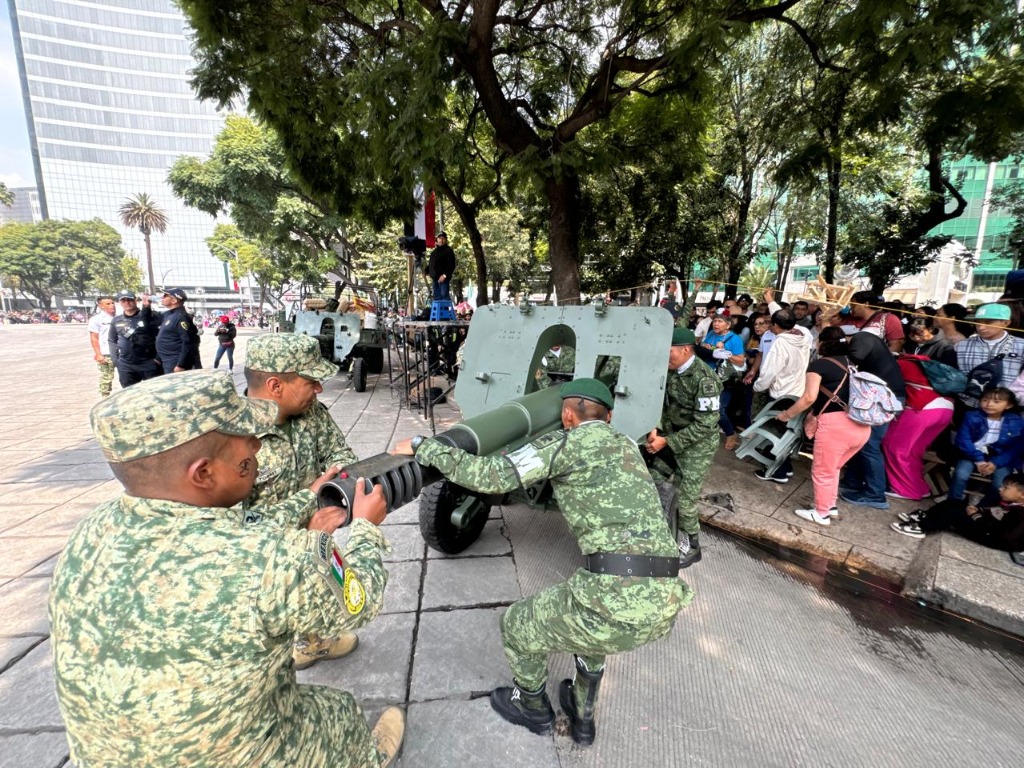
[49,370,404,768]
[535,343,576,389]
[396,379,693,746]
[244,334,362,669]
[645,327,722,567]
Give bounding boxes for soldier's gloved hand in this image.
[352,479,387,526]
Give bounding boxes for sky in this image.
[1,1,36,189]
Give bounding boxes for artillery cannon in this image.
[292,280,388,392]
[318,302,676,552]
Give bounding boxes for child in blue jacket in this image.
[949,387,1024,504]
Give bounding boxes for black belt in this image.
[585,552,680,578]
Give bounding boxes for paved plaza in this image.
[1,324,1023,768]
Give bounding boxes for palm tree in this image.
[119,193,168,293]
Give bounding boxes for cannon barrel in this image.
[317,384,566,520]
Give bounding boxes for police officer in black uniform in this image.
[108,291,161,387]
[156,287,201,374]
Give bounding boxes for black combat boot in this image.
[489,681,555,735]
[679,532,702,568]
[558,655,604,746]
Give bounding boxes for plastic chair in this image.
[735,397,806,477]
[429,300,456,321]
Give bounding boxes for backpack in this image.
[823,359,903,426]
[964,337,1022,401]
[918,359,967,395]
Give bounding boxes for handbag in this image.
[805,361,851,438]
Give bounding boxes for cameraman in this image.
[426,231,456,302]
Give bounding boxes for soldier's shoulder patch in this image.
[699,378,720,397]
[315,531,332,563]
[531,431,565,449]
[343,570,366,615]
[242,509,263,525]
[179,321,189,330]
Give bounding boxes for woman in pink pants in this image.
[882,351,954,500]
[775,327,871,526]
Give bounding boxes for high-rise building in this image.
[8,0,231,293]
[0,187,43,224]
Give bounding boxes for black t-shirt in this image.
[809,356,852,415]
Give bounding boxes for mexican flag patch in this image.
[330,550,345,589]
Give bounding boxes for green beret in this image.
[975,303,1011,321]
[672,327,696,346]
[245,333,338,382]
[91,370,278,463]
[560,378,614,410]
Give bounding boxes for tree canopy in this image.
[0,219,137,307]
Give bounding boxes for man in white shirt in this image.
[87,296,116,398]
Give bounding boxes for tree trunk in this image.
[823,149,841,284]
[144,232,156,294]
[544,172,582,305]
[725,174,754,299]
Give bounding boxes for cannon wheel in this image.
[419,480,491,554]
[656,480,679,540]
[352,357,367,392]
[364,346,384,374]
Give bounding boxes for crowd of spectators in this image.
[667,283,1024,565]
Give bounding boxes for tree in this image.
[118,193,168,294]
[0,219,130,307]
[179,0,825,306]
[169,116,359,284]
[992,179,1024,270]
[0,183,13,208]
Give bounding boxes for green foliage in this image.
[0,183,13,208]
[739,263,777,295]
[0,219,129,307]
[169,116,361,281]
[118,193,168,236]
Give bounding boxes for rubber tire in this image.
[352,357,367,392]
[364,346,384,374]
[656,480,679,540]
[419,480,491,554]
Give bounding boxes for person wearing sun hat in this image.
[955,302,1024,409]
[645,326,722,567]
[48,370,403,767]
[393,377,691,747]
[243,333,366,670]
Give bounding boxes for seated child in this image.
[890,473,1024,565]
[947,387,1023,505]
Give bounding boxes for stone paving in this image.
[2,323,1023,768]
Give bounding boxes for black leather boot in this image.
[558,656,604,746]
[489,682,555,735]
[679,533,702,568]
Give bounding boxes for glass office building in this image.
[9,0,229,289]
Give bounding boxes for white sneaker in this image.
[794,508,831,526]
[825,506,840,518]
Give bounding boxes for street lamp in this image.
[160,269,174,288]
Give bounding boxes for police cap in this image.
[163,287,187,301]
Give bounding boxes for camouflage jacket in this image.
[244,400,358,523]
[536,345,576,389]
[49,495,388,768]
[416,421,693,623]
[660,358,722,456]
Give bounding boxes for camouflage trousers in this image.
[648,443,717,535]
[272,686,381,768]
[500,579,677,692]
[97,356,114,397]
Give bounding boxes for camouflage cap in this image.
[560,378,614,410]
[90,370,278,463]
[671,327,696,346]
[245,333,339,382]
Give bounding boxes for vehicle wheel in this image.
[364,346,384,374]
[419,480,491,554]
[656,480,679,540]
[352,357,367,392]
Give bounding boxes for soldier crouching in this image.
[48,370,404,767]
